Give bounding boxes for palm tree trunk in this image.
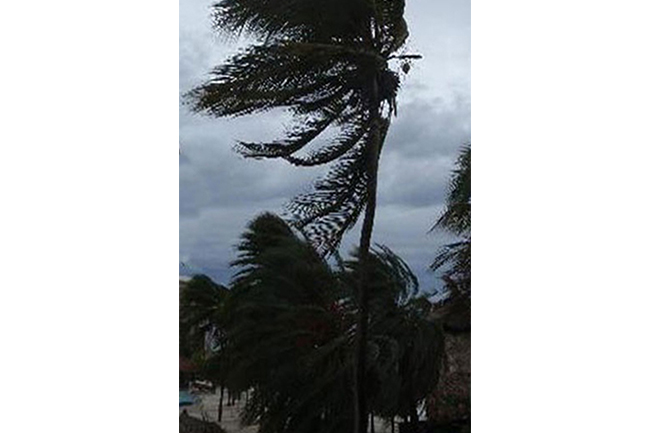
[218,385,224,422]
[409,400,418,425]
[354,74,382,433]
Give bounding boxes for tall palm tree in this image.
[186,3,417,431]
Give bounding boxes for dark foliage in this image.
[431,145,471,295]
[180,274,229,359]
[185,4,421,432]
[209,213,444,433]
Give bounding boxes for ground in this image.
[181,389,397,433]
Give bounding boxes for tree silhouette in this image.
[180,274,229,357]
[427,145,472,428]
[226,213,354,433]
[431,145,471,295]
[216,213,443,433]
[179,274,231,420]
[186,3,418,430]
[343,246,444,426]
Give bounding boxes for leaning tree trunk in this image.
[354,73,382,433]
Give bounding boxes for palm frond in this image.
[287,118,390,254]
[433,145,471,236]
[186,1,411,253]
[212,0,373,43]
[186,43,359,117]
[431,145,471,294]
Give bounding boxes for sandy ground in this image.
[183,389,395,433]
[183,390,257,433]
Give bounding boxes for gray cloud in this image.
[180,112,328,218]
[379,96,470,209]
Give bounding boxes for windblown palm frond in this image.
[213,0,408,54]
[430,240,470,294]
[368,297,444,422]
[341,243,418,309]
[433,145,471,235]
[286,119,390,253]
[213,0,372,43]
[342,245,444,423]
[431,145,471,295]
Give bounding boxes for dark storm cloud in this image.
[179,0,470,288]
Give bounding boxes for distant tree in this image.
[179,274,231,420]
[186,3,419,430]
[431,145,471,295]
[180,274,229,357]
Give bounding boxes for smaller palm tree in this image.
[431,145,471,295]
[225,213,354,433]
[179,274,231,420]
[180,274,229,355]
[221,213,444,433]
[345,247,444,427]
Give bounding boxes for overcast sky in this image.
[179,0,470,292]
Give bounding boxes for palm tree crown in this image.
[187,0,412,253]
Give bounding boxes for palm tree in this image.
[186,3,418,431]
[220,213,443,433]
[226,213,354,433]
[343,246,444,429]
[179,274,231,420]
[431,145,471,295]
[180,274,229,356]
[427,146,471,428]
